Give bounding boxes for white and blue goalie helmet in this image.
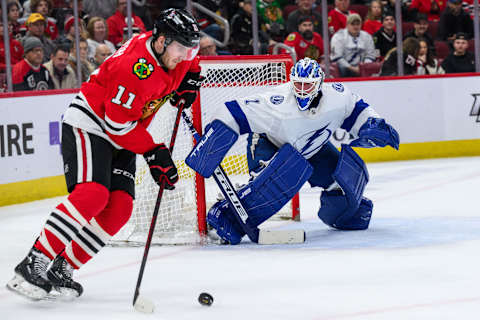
[290,58,325,111]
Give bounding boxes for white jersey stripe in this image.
[72,128,83,184]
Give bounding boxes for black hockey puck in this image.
[198,292,214,306]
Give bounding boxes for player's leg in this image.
[311,143,373,230]
[246,133,278,174]
[7,124,113,300]
[47,149,136,297]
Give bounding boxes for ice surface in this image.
[1,157,480,319]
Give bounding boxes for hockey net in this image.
[111,55,297,246]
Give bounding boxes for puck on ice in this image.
[198,292,213,306]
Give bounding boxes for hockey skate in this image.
[6,247,53,301]
[47,255,83,298]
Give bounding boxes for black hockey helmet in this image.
[153,8,200,48]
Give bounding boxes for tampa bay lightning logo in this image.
[270,95,284,105]
[332,83,344,92]
[297,124,332,158]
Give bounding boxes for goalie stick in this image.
[132,104,185,313]
[181,111,305,245]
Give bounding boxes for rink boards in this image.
[1,74,479,206]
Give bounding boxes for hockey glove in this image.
[170,71,205,109]
[143,145,178,190]
[349,117,400,150]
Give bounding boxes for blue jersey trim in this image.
[341,99,369,132]
[224,100,252,135]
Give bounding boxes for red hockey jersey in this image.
[63,31,201,154]
[328,8,357,36]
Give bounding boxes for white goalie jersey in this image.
[213,81,379,159]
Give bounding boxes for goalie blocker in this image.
[186,120,312,244]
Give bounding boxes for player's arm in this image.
[341,89,399,150]
[170,57,203,109]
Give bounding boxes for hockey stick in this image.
[133,104,185,313]
[181,111,305,245]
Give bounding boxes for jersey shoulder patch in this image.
[269,95,284,105]
[332,83,344,92]
[286,33,296,41]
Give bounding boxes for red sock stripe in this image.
[34,229,68,258]
[77,128,88,182]
[56,203,83,225]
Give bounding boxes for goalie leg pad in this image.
[209,144,312,235]
[318,191,373,230]
[317,144,371,229]
[185,120,238,178]
[207,201,245,245]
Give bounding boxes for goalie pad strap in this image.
[185,120,238,178]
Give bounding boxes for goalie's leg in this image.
[207,143,313,244]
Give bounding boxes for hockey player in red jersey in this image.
[6,8,203,301]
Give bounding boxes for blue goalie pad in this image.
[317,144,371,229]
[207,144,313,243]
[207,201,245,245]
[318,191,373,230]
[349,117,400,150]
[185,120,238,178]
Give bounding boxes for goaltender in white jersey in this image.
[186,57,400,245]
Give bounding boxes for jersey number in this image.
[111,85,136,109]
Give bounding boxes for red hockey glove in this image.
[170,71,205,109]
[143,144,178,190]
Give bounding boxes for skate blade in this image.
[53,287,80,300]
[6,275,49,301]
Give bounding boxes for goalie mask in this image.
[153,8,200,60]
[290,58,325,111]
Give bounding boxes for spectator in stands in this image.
[284,16,324,61]
[43,44,77,89]
[199,35,231,56]
[22,13,55,62]
[194,0,224,41]
[68,37,94,83]
[416,38,445,74]
[86,17,116,62]
[29,0,58,40]
[438,0,473,41]
[404,12,435,55]
[380,37,420,75]
[363,0,383,35]
[382,0,413,21]
[331,13,377,77]
[0,20,24,70]
[230,0,273,55]
[373,11,396,59]
[441,32,475,73]
[286,0,322,34]
[83,0,116,19]
[107,0,146,48]
[257,0,286,41]
[409,0,446,21]
[57,15,88,50]
[328,0,356,36]
[7,1,22,39]
[91,43,112,68]
[12,36,54,91]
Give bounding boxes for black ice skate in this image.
[6,247,53,301]
[47,255,83,298]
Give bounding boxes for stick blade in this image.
[134,296,155,313]
[258,229,305,245]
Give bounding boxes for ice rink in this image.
[1,156,480,320]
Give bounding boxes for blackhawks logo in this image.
[133,58,154,79]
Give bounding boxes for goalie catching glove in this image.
[143,144,178,190]
[170,71,205,108]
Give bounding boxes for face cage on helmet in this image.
[291,78,321,111]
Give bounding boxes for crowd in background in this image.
[0,0,478,92]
